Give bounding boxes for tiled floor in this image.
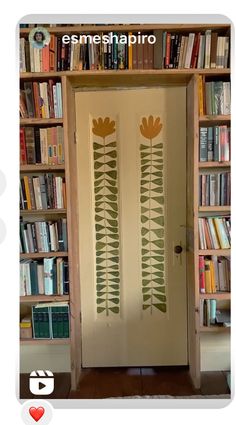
[20,367,230,399]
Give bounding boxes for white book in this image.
[37,264,45,295]
[56,83,62,118]
[29,42,34,72]
[33,177,42,210]
[216,37,221,68]
[70,43,74,71]
[20,262,26,296]
[204,29,211,68]
[223,82,231,115]
[20,38,26,72]
[49,223,56,251]
[218,260,227,291]
[23,229,29,253]
[34,48,40,72]
[44,258,55,295]
[39,128,48,164]
[25,261,32,295]
[184,33,195,68]
[53,85,58,118]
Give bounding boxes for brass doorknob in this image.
[174,245,183,254]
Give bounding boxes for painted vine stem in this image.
[92,117,120,316]
[139,116,166,313]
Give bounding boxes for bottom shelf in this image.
[20,338,70,345]
[200,326,230,333]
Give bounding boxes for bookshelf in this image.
[20,23,231,391]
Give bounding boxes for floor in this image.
[20,367,230,399]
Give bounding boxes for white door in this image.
[75,87,187,367]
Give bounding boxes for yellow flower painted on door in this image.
[139,116,166,313]
[92,117,120,316]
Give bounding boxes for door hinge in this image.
[74,131,77,144]
[80,312,82,323]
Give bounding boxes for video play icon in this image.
[29,371,54,395]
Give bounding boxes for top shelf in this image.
[19,24,231,34]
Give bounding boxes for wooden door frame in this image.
[63,74,198,390]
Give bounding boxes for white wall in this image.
[200,333,230,371]
[20,345,71,373]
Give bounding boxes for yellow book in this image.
[128,32,133,69]
[210,260,216,293]
[204,259,212,293]
[23,176,32,210]
[20,322,32,329]
[198,75,204,116]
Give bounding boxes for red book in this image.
[20,128,27,165]
[191,32,201,69]
[42,44,50,72]
[49,35,56,71]
[199,256,206,293]
[48,80,55,118]
[33,82,41,118]
[165,33,171,68]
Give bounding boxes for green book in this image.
[30,261,39,295]
[32,307,40,338]
[51,308,59,338]
[61,306,70,338]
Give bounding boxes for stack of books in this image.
[199,126,230,162]
[32,303,70,339]
[20,126,64,165]
[20,258,69,296]
[20,174,66,210]
[198,216,231,249]
[199,172,231,206]
[199,255,230,293]
[20,80,63,118]
[20,218,68,253]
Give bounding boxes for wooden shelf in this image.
[20,209,66,216]
[199,161,230,168]
[20,251,68,259]
[20,68,231,79]
[199,115,231,122]
[199,292,231,300]
[20,338,70,345]
[200,326,230,333]
[199,206,231,212]
[19,24,230,35]
[20,295,70,302]
[20,164,65,172]
[199,249,230,256]
[20,118,63,125]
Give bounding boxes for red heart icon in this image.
[29,407,45,422]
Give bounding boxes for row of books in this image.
[20,81,63,118]
[199,172,231,206]
[199,79,230,116]
[20,33,155,71]
[198,216,231,250]
[19,29,230,72]
[199,126,230,162]
[20,219,68,253]
[200,301,230,327]
[20,174,66,210]
[20,258,69,296]
[154,30,229,69]
[199,255,230,293]
[20,126,64,165]
[32,303,70,339]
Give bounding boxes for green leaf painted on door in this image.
[139,116,166,314]
[92,118,120,316]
